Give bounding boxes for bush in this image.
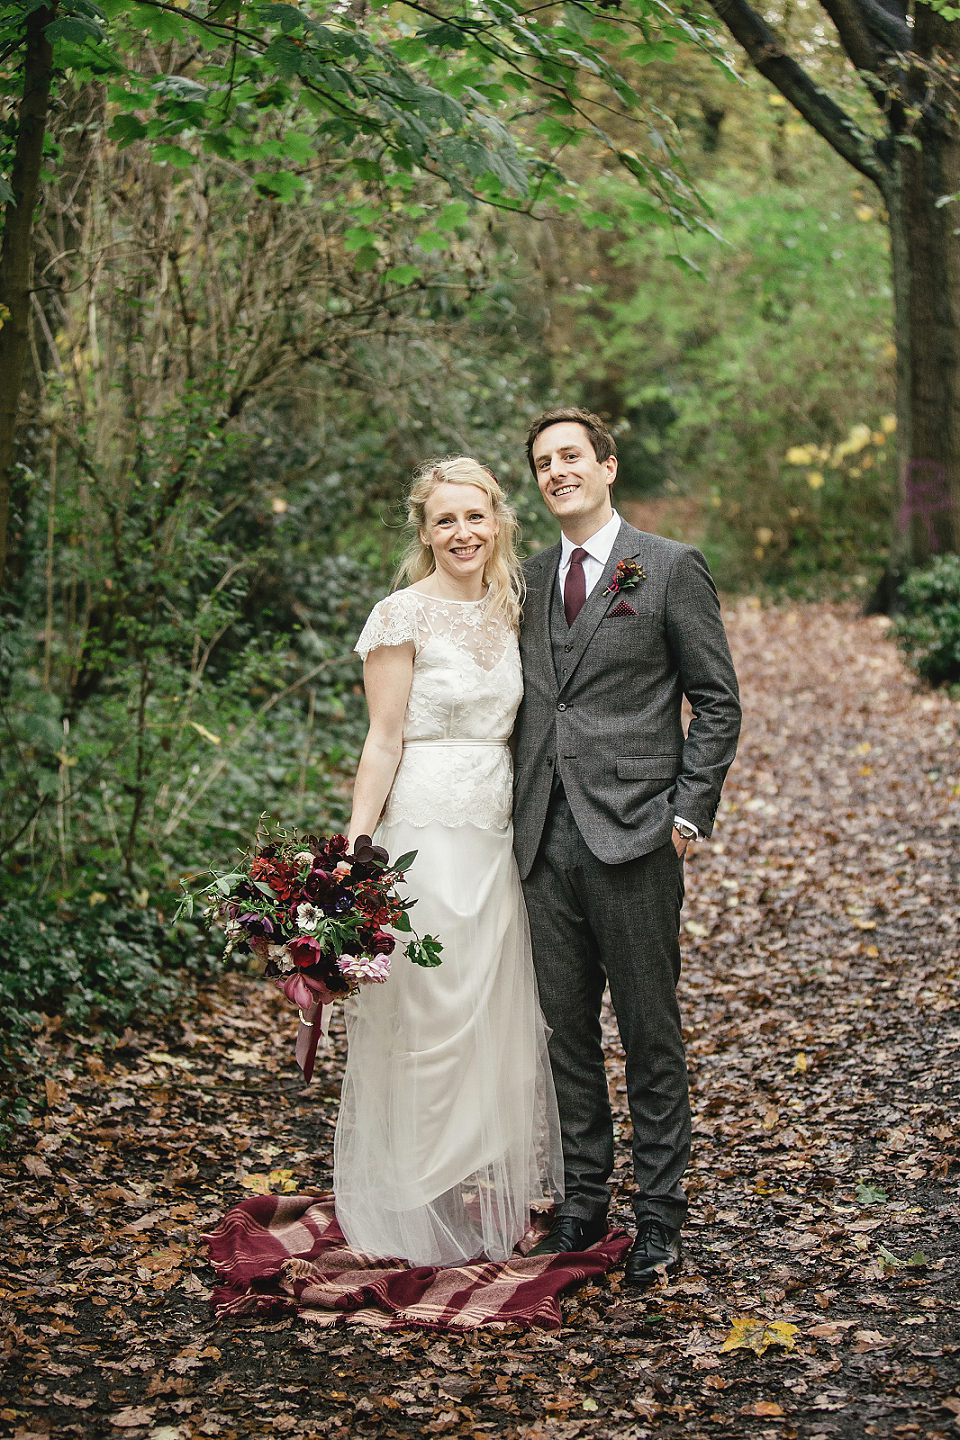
[893,555,960,687]
[0,897,222,1140]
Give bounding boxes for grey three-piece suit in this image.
[513,518,741,1228]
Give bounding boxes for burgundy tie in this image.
[564,547,588,627]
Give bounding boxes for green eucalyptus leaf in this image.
[407,935,444,968]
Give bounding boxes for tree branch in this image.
[857,0,912,54]
[817,0,879,72]
[710,0,888,189]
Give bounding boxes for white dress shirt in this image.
[556,510,699,842]
[558,509,623,603]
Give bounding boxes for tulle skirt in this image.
[333,819,563,1267]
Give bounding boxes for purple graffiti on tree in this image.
[898,460,951,550]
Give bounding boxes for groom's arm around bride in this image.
[512,407,741,1286]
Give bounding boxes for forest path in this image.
[2,602,959,1440]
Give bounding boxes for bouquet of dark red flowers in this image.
[175,829,441,1079]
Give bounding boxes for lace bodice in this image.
[355,589,522,829]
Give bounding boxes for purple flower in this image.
[239,911,274,936]
[275,969,337,1008]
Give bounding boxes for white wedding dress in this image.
[334,587,563,1267]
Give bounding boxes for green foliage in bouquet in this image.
[176,826,441,1005]
[893,556,960,688]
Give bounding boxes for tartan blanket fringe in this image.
[205,1193,630,1331]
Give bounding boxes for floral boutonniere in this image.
[602,558,646,598]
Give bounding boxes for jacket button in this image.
[564,643,572,652]
[557,702,566,711]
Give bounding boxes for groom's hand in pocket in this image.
[672,826,692,859]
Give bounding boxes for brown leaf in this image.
[149,1269,183,1291]
[23,1154,53,1179]
[740,1401,785,1416]
[808,1321,858,1339]
[136,1247,183,1272]
[110,1407,156,1429]
[101,1184,140,1205]
[145,1374,194,1398]
[162,1159,199,1188]
[851,1329,893,1352]
[180,1271,211,1297]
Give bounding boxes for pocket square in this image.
[608,599,638,618]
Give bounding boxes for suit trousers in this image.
[521,786,691,1229]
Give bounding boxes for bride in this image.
[334,457,563,1267]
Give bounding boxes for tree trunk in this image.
[709,0,959,589]
[0,2,56,594]
[886,127,960,569]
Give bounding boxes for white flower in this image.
[294,850,315,866]
[224,920,243,941]
[268,942,295,974]
[296,902,321,932]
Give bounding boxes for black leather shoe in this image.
[623,1217,682,1287]
[528,1214,608,1256]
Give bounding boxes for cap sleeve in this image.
[354,592,421,661]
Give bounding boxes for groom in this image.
[513,408,741,1285]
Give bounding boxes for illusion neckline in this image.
[408,587,490,606]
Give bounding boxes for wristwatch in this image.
[674,820,698,842]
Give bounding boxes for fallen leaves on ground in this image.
[720,1319,798,1356]
[1,601,959,1439]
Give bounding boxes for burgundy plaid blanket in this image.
[206,1194,630,1330]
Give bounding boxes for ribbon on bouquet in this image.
[275,971,337,1084]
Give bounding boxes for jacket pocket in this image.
[601,609,655,621]
[616,756,680,781]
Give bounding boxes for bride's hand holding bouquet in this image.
[176,826,441,1079]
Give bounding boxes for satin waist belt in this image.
[403,738,509,747]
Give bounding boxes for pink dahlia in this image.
[337,953,391,984]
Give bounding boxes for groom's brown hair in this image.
[525,407,617,476]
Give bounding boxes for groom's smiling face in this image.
[531,422,617,540]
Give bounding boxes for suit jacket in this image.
[512,519,741,878]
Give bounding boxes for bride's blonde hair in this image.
[397,457,524,629]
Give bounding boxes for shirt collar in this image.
[560,510,622,567]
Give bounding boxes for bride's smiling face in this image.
[421,482,499,584]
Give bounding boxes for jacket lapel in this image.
[525,544,561,697]
[559,520,644,692]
